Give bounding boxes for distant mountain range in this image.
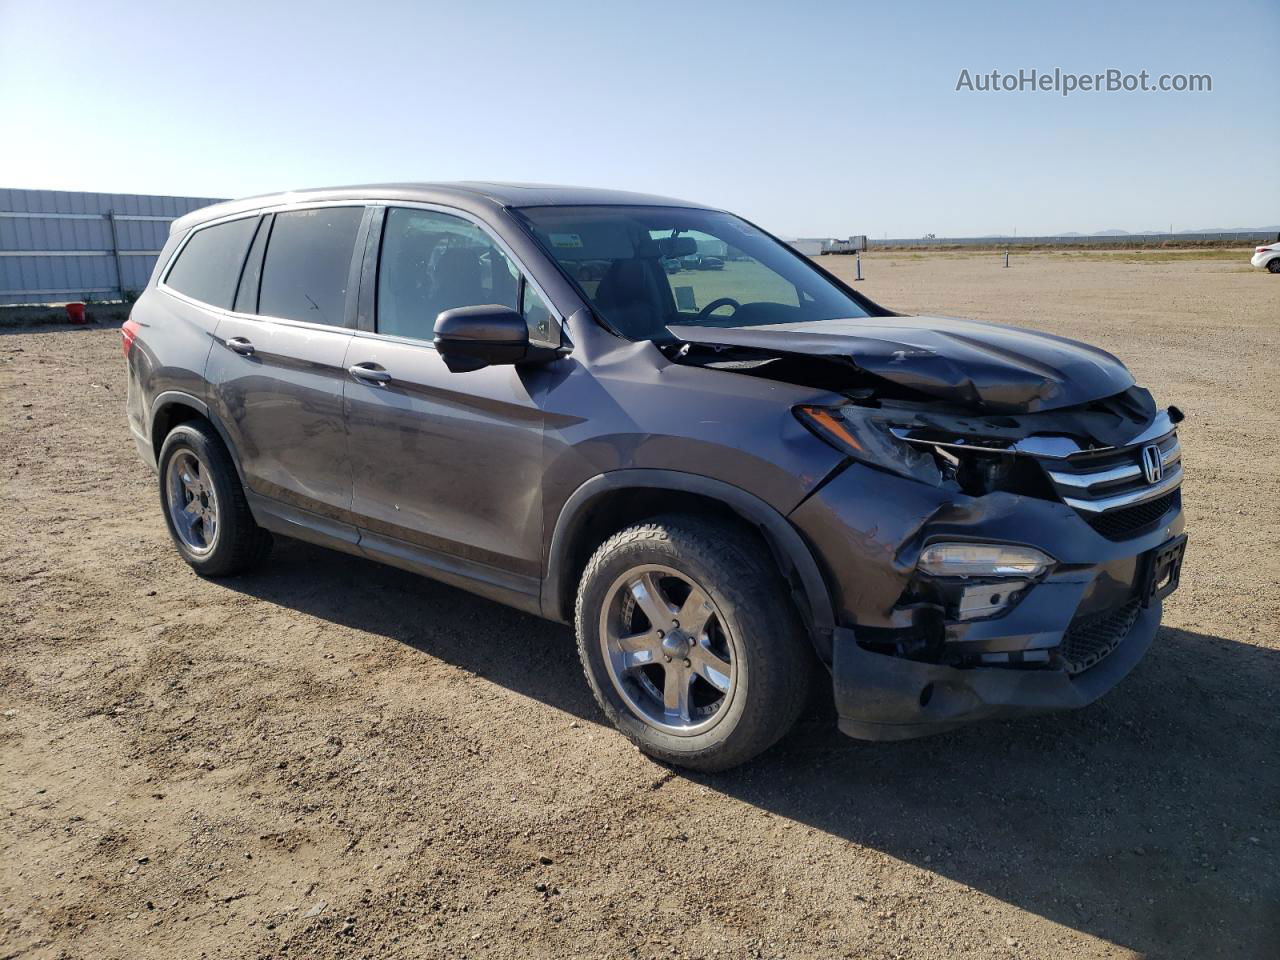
[787,226,1279,242]
[1001,226,1279,238]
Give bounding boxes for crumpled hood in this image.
[667,315,1135,412]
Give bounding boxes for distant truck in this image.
[821,235,868,255]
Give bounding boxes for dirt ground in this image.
[2,251,1278,960]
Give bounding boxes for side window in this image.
[377,208,520,342]
[521,283,553,343]
[164,217,259,309]
[232,215,270,314]
[258,207,364,326]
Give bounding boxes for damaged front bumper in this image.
[789,459,1184,740]
[830,603,1160,740]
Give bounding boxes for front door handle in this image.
[226,336,255,356]
[348,362,391,384]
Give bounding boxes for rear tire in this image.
[1268,258,1280,274]
[574,515,813,772]
[157,420,272,577]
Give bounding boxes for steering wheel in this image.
[697,297,741,320]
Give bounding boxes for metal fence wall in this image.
[0,188,226,304]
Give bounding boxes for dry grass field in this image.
[2,251,1278,959]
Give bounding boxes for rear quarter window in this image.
[164,217,259,309]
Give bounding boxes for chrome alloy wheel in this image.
[165,450,219,554]
[598,564,739,736]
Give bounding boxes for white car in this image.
[1251,242,1280,273]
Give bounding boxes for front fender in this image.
[542,469,837,657]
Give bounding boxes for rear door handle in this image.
[348,362,391,384]
[225,337,255,356]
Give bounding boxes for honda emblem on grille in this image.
[1141,444,1164,484]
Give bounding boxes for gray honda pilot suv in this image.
[124,183,1187,771]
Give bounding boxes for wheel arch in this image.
[149,391,211,459]
[149,392,251,492]
[543,470,836,660]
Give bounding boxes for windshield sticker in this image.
[549,233,584,249]
[674,286,696,311]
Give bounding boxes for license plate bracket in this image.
[1141,534,1187,607]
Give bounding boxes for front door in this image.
[206,205,368,532]
[342,205,558,606]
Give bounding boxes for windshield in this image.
[513,205,874,341]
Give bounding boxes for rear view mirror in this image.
[658,236,698,258]
[434,305,529,373]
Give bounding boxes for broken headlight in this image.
[799,405,1059,498]
[794,404,943,485]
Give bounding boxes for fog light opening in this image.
[919,683,934,708]
[917,542,1054,578]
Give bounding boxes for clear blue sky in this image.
[1,0,1276,238]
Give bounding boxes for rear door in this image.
[205,204,370,536]
[341,205,559,607]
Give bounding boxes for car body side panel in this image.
[342,334,548,579]
[204,315,356,525]
[536,311,846,522]
[529,311,848,629]
[125,284,221,456]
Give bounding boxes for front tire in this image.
[157,420,272,577]
[574,516,813,771]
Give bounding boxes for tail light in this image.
[121,318,141,357]
[1259,247,1273,254]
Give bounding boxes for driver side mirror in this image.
[434,305,529,373]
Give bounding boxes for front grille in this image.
[1038,429,1182,531]
[1058,599,1141,675]
[1086,491,1179,539]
